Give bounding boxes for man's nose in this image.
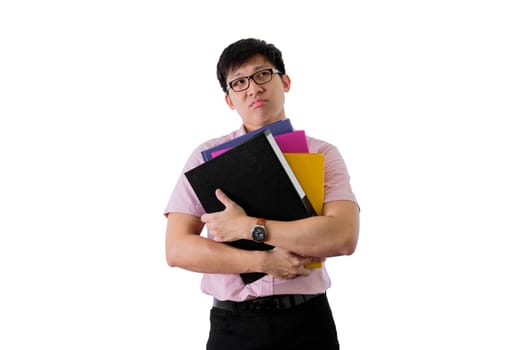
[247,78,263,95]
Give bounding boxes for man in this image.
[164,38,359,349]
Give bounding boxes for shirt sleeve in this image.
[323,145,357,203]
[163,146,206,217]
[308,137,358,205]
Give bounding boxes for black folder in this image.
[185,129,315,284]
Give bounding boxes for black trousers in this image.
[206,293,339,350]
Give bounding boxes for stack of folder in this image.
[185,119,325,283]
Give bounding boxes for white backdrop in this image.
[1,1,523,349]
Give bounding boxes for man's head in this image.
[216,38,291,132]
[217,38,286,94]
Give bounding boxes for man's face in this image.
[225,54,290,132]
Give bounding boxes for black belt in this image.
[213,293,323,313]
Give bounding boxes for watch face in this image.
[252,226,265,241]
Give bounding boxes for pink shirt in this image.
[164,122,358,301]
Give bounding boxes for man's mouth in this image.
[251,99,266,108]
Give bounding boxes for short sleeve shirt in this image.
[164,124,358,301]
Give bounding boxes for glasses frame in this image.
[226,68,282,92]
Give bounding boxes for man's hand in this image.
[201,189,252,242]
[262,248,323,279]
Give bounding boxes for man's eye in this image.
[256,71,270,79]
[232,78,246,88]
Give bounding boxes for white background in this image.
[1,1,523,349]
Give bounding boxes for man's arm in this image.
[203,189,359,258]
[263,200,359,257]
[165,212,318,277]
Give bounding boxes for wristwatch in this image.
[250,218,266,242]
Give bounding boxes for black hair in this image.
[216,38,286,93]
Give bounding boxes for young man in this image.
[164,38,359,349]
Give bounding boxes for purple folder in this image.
[211,130,309,158]
[201,118,293,161]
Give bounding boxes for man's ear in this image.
[282,74,291,92]
[225,94,235,110]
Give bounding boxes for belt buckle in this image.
[251,297,280,311]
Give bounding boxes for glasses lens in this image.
[253,69,273,84]
[230,78,248,92]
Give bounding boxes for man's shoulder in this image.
[306,135,336,153]
[194,128,245,153]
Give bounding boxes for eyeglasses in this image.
[226,68,282,92]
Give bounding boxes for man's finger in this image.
[215,188,233,207]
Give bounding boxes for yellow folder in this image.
[284,153,325,269]
[284,153,324,216]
